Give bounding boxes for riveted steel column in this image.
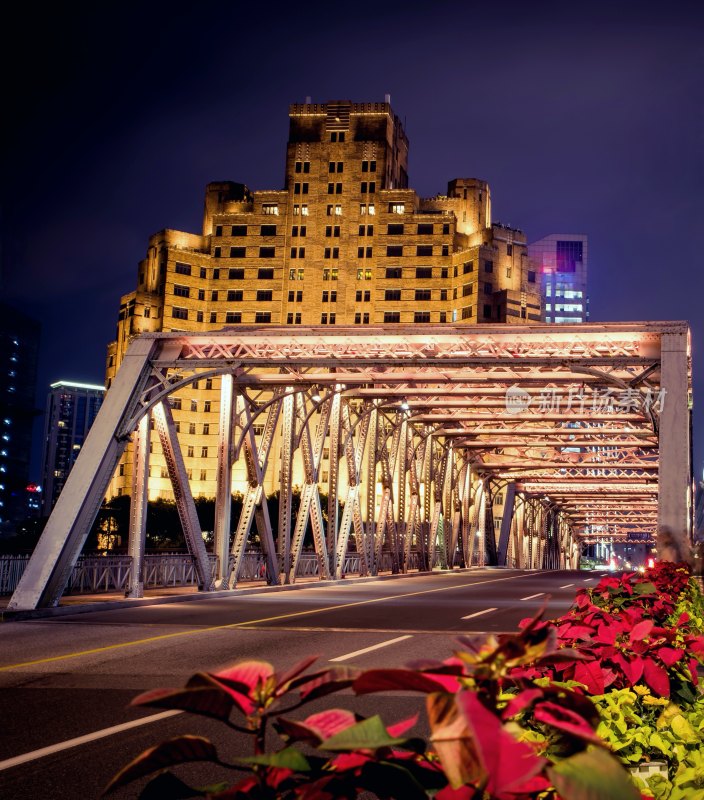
[126,412,150,598]
[214,374,234,585]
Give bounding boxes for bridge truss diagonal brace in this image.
[8,337,158,611]
[126,412,151,598]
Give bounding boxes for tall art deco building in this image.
[106,99,542,501]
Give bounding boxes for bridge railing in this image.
[0,550,431,596]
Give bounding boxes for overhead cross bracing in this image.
[8,322,692,610]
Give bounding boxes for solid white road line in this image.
[461,607,497,620]
[520,593,544,601]
[584,578,594,582]
[559,584,574,589]
[0,710,182,772]
[329,635,413,662]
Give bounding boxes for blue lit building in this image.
[528,234,589,323]
[0,303,40,536]
[41,381,105,514]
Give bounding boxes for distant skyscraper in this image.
[0,303,40,536]
[40,381,105,514]
[528,234,588,323]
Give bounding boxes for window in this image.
[389,202,405,214]
[259,247,275,258]
[330,131,345,142]
[462,306,473,320]
[294,161,310,173]
[256,290,273,301]
[322,267,338,281]
[325,225,340,237]
[292,225,306,237]
[385,267,402,279]
[357,267,372,280]
[230,247,246,258]
[289,268,304,280]
[204,401,211,413]
[440,289,448,301]
[462,283,474,297]
[262,204,279,215]
[385,289,401,301]
[386,245,403,257]
[229,268,245,279]
[225,312,242,324]
[484,260,494,273]
[439,311,447,323]
[190,399,198,412]
[260,225,276,236]
[196,310,204,322]
[175,262,191,275]
[214,225,222,236]
[288,290,303,302]
[483,304,492,318]
[205,379,212,390]
[258,268,274,280]
[441,267,449,279]
[484,283,493,294]
[528,270,536,283]
[322,290,337,302]
[301,204,308,216]
[415,289,431,301]
[210,312,217,323]
[361,159,376,172]
[173,284,189,298]
[383,312,401,323]
[417,223,433,235]
[211,290,219,301]
[387,223,404,235]
[172,306,188,320]
[328,161,343,173]
[227,290,243,301]
[506,265,512,278]
[354,312,370,324]
[324,247,339,259]
[232,225,246,236]
[414,311,431,323]
[214,246,221,258]
[199,446,208,458]
[197,289,205,300]
[416,267,432,279]
[189,422,196,435]
[463,261,474,274]
[442,245,449,256]
[171,397,182,410]
[416,245,433,256]
[355,290,371,302]
[506,244,513,256]
[442,223,450,234]
[320,313,327,324]
[199,267,206,279]
[255,312,271,323]
[357,246,372,258]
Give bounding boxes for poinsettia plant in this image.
[103,614,639,799]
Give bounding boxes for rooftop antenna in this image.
[384,93,391,104]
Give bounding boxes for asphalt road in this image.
[0,568,604,799]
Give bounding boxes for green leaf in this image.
[237,747,311,772]
[548,747,640,800]
[103,736,218,795]
[634,582,657,595]
[320,714,420,752]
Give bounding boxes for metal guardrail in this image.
[0,550,431,596]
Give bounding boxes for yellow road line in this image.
[1,571,538,671]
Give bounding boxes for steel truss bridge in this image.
[9,322,692,610]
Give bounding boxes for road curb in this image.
[2,567,482,622]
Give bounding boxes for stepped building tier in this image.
[106,100,542,502]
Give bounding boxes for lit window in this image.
[263,204,279,215]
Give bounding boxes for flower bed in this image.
[105,563,704,799]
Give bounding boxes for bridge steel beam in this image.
[9,322,692,609]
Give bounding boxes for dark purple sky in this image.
[2,1,703,478]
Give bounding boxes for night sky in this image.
[2,1,703,479]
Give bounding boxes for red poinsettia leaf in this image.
[643,659,670,696]
[533,702,605,746]
[187,672,255,715]
[657,647,685,668]
[502,689,543,720]
[435,786,475,800]
[215,660,274,691]
[354,669,451,695]
[297,666,360,702]
[275,655,320,690]
[573,660,605,694]
[458,692,546,795]
[387,713,419,738]
[301,709,358,740]
[131,685,238,720]
[629,619,654,644]
[687,635,704,656]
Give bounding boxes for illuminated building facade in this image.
[41,381,105,514]
[106,99,542,500]
[0,303,40,536]
[528,234,589,323]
